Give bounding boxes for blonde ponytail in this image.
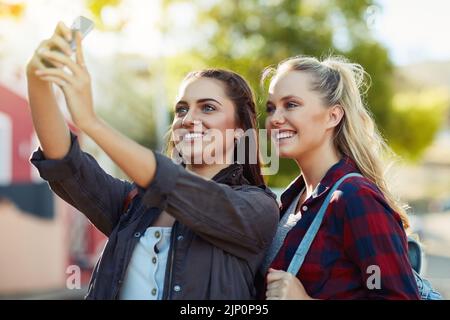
[265,55,410,230]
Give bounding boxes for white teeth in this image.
[184,132,204,140]
[275,131,296,140]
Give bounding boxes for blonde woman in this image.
[259,56,421,300]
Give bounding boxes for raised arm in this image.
[27,22,135,235]
[33,26,157,188]
[26,22,75,159]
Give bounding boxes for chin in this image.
[182,152,203,165]
[179,147,208,165]
[277,144,301,159]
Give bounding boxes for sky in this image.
[373,0,450,66]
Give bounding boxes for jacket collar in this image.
[280,156,360,213]
[212,163,249,186]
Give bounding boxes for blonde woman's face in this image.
[265,70,333,160]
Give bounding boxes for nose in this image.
[268,107,286,127]
[181,111,201,128]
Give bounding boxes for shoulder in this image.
[231,184,279,219]
[332,175,403,226]
[235,183,277,197]
[232,184,279,207]
[336,174,385,202]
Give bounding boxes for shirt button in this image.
[302,205,308,212]
[152,257,157,264]
[134,232,141,238]
[151,288,157,296]
[177,235,184,241]
[173,285,181,292]
[154,231,161,239]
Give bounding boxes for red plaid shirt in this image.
[265,157,420,299]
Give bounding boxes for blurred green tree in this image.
[94,55,158,150]
[387,89,449,161]
[85,0,126,31]
[83,0,448,187]
[80,0,161,180]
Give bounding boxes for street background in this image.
[0,0,449,299]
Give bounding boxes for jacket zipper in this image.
[164,221,178,300]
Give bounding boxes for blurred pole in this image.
[151,60,169,153]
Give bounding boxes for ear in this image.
[327,104,344,129]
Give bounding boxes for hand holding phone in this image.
[69,16,94,51]
[41,16,94,67]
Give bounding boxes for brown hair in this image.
[167,69,265,186]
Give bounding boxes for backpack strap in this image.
[407,236,423,274]
[287,173,363,275]
[122,187,139,214]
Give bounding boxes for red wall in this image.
[0,85,34,183]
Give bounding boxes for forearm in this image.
[82,117,156,187]
[27,72,71,160]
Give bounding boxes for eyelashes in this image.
[175,106,188,115]
[265,101,301,114]
[175,104,216,116]
[265,104,275,114]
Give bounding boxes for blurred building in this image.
[0,83,105,298]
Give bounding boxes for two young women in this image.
[26,21,420,299]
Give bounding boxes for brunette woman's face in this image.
[171,77,238,164]
[265,70,335,160]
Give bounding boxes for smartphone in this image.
[69,16,94,51]
[43,16,94,67]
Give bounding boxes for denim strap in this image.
[287,173,363,275]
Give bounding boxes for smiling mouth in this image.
[182,132,206,141]
[274,130,297,141]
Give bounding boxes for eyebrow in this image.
[266,95,304,105]
[176,98,223,106]
[280,95,304,103]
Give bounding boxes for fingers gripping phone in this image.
[43,16,94,67]
[70,16,94,51]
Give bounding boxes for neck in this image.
[184,148,235,179]
[295,140,341,197]
[186,162,231,180]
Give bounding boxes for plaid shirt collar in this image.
[279,156,360,214]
